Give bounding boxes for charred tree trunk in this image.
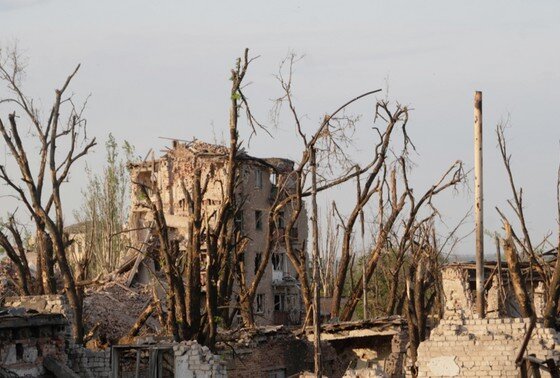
[45,220,84,343]
[126,301,155,339]
[184,169,202,336]
[502,221,534,318]
[543,255,560,328]
[37,222,57,294]
[385,269,400,316]
[0,232,31,295]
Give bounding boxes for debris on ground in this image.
[83,277,159,345]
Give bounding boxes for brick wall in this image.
[68,347,111,378]
[3,294,111,377]
[416,265,560,377]
[417,317,560,377]
[0,314,67,377]
[4,295,74,344]
[174,340,226,377]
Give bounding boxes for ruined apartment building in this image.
[129,140,308,326]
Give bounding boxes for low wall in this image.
[417,317,560,377]
[68,347,111,378]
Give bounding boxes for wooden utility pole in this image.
[310,147,323,376]
[474,91,485,317]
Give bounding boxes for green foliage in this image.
[214,316,224,328]
[344,251,411,319]
[73,133,137,276]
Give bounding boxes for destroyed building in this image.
[440,261,549,320]
[216,317,408,378]
[128,140,308,326]
[299,317,408,377]
[0,295,112,377]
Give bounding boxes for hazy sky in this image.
[1,0,560,257]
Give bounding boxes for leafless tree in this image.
[339,156,464,321]
[0,214,33,294]
[494,123,560,327]
[136,180,189,341]
[267,53,384,319]
[0,46,95,343]
[319,203,340,297]
[405,221,458,377]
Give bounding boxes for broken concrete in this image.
[301,317,408,378]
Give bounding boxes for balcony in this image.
[271,270,298,287]
[272,269,284,284]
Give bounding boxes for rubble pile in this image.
[216,325,287,349]
[83,278,158,344]
[0,259,22,298]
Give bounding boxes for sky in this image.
[1,0,560,257]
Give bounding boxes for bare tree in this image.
[329,101,409,319]
[0,46,95,343]
[319,203,340,298]
[0,215,33,295]
[267,53,384,318]
[501,221,534,318]
[405,221,452,377]
[495,122,549,287]
[494,122,560,327]
[136,180,189,341]
[339,157,464,321]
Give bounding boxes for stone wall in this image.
[174,340,227,378]
[417,317,560,377]
[416,265,560,377]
